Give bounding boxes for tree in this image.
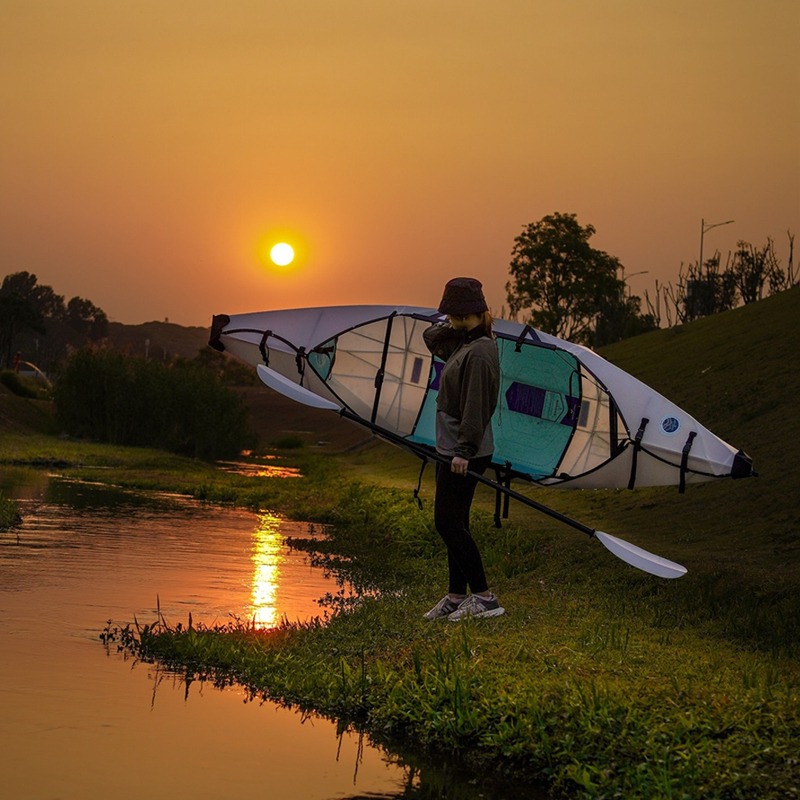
[506,212,632,345]
[593,293,658,347]
[681,256,738,321]
[0,272,109,370]
[66,297,109,341]
[1,271,65,320]
[0,272,44,367]
[731,239,785,304]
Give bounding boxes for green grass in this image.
[5,287,800,798]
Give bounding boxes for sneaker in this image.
[447,593,505,621]
[423,595,462,621]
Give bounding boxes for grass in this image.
[0,492,21,529]
[4,287,800,798]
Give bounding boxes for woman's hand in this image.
[451,456,469,476]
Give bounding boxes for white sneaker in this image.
[447,593,505,621]
[422,595,462,621]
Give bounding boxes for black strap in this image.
[492,464,513,528]
[514,325,533,352]
[493,468,503,528]
[259,330,272,366]
[627,418,649,490]
[371,314,396,424]
[413,456,428,510]
[679,431,698,494]
[295,346,306,378]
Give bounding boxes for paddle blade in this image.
[256,365,342,412]
[595,531,687,579]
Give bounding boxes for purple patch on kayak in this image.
[505,382,580,427]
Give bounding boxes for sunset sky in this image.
[2,1,798,327]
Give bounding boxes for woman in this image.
[422,277,505,621]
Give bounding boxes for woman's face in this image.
[447,313,482,330]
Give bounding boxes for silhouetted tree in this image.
[0,272,110,370]
[594,293,658,346]
[506,212,653,345]
[682,255,738,321]
[0,288,45,368]
[66,296,109,341]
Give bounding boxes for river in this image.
[0,467,536,799]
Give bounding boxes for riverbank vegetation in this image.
[2,288,798,797]
[53,348,251,460]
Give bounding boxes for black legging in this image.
[433,454,492,596]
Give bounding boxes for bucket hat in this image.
[437,277,488,316]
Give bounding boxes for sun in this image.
[269,242,295,267]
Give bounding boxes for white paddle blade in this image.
[595,531,687,579]
[256,364,342,412]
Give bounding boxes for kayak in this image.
[209,305,754,491]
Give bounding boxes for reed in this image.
[53,348,252,459]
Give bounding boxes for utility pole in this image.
[699,218,734,272]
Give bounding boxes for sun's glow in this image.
[270,242,295,267]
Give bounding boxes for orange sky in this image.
[1,1,798,327]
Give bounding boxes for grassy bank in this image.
[3,289,799,797]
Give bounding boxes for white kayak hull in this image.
[210,305,754,490]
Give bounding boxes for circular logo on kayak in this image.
[660,416,681,435]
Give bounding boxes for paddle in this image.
[256,365,687,579]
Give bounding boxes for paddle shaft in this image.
[254,363,685,577]
[338,408,597,539]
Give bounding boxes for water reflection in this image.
[217,458,302,479]
[250,512,285,627]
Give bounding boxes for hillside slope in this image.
[599,285,799,578]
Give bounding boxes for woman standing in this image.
[422,277,505,621]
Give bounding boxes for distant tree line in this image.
[505,213,797,346]
[0,271,108,371]
[1,270,255,459]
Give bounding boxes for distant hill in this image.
[107,321,209,361]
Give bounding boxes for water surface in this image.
[0,469,540,799]
[0,471,408,799]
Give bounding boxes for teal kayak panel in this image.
[407,361,440,449]
[409,339,582,479]
[308,338,335,380]
[494,338,581,478]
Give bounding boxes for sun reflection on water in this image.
[250,513,286,628]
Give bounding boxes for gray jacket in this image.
[423,323,500,460]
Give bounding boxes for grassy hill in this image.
[600,285,799,576]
